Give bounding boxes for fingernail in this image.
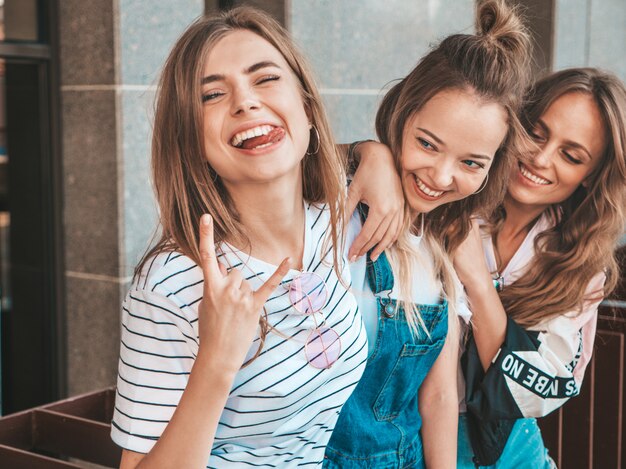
[349,255,357,263]
[202,214,211,225]
[371,254,379,262]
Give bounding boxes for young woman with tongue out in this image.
[323,1,534,467]
[453,68,626,467]
[110,7,404,469]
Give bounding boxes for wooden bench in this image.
[0,387,121,468]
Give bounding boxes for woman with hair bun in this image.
[454,68,626,467]
[324,1,532,467]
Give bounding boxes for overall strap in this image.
[357,203,394,294]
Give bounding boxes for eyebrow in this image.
[201,60,281,84]
[417,127,492,161]
[536,119,593,160]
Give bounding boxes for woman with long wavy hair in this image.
[454,68,626,467]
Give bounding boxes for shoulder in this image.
[129,251,203,316]
[306,201,333,232]
[530,272,605,334]
[134,251,201,292]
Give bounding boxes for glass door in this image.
[0,0,63,414]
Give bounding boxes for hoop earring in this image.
[474,173,489,194]
[306,124,320,156]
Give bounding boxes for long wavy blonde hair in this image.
[375,0,533,334]
[136,7,347,356]
[492,68,626,327]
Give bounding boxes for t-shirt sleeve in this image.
[455,283,473,324]
[343,209,363,259]
[110,289,198,454]
[464,272,604,420]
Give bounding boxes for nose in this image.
[531,142,554,169]
[231,84,261,115]
[430,158,455,188]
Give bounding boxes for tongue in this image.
[241,127,285,150]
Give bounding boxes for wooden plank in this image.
[33,409,121,467]
[104,388,116,422]
[0,444,82,469]
[0,411,34,449]
[592,329,623,469]
[44,388,109,422]
[560,355,594,469]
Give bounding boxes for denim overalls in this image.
[324,251,449,468]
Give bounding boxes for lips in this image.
[230,124,285,150]
[412,175,446,200]
[519,162,551,185]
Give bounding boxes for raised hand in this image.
[197,214,290,373]
[346,141,404,262]
[452,219,491,289]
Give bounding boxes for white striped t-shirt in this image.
[111,202,368,468]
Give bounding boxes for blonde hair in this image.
[492,68,626,327]
[376,0,532,334]
[137,7,347,358]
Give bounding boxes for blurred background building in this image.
[0,0,624,464]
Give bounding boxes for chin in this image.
[507,183,536,203]
[405,195,442,214]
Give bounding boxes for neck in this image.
[225,170,306,268]
[492,195,547,272]
[501,195,546,239]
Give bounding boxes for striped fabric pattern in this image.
[111,203,368,468]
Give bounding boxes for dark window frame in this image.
[0,0,64,414]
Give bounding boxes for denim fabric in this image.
[324,252,448,469]
[457,414,556,468]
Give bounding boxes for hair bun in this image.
[476,0,529,50]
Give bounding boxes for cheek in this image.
[455,172,486,198]
[202,119,221,153]
[289,101,312,151]
[554,161,592,194]
[202,119,226,167]
[202,110,220,142]
[566,167,592,187]
[400,147,422,172]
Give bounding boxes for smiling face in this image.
[200,29,310,188]
[508,92,607,211]
[400,88,508,214]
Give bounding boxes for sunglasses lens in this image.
[305,327,341,369]
[289,272,328,315]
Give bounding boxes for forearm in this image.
[420,390,458,468]
[341,141,368,176]
[341,140,396,176]
[131,351,235,469]
[342,139,404,260]
[419,315,459,468]
[463,273,508,371]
